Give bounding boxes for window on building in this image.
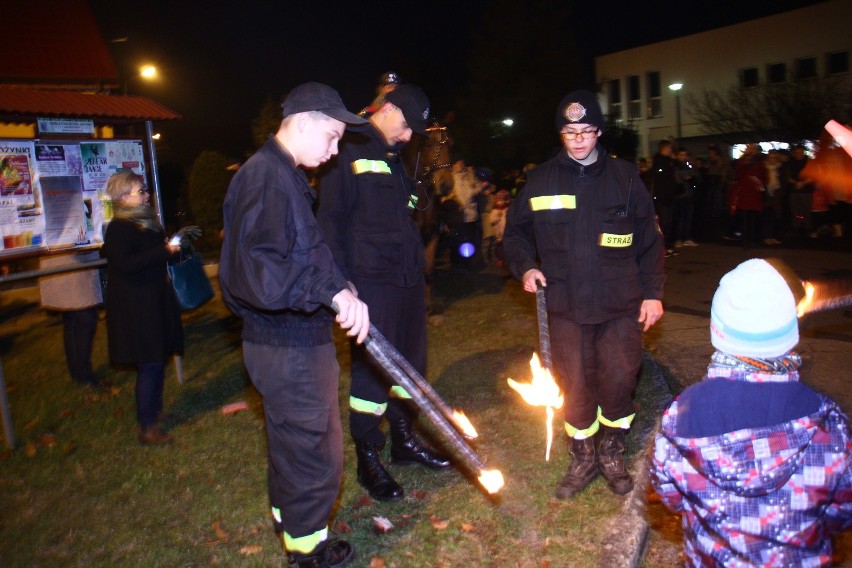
[741,67,759,88]
[767,62,786,84]
[796,57,817,80]
[627,75,641,120]
[827,51,849,75]
[646,71,661,118]
[608,78,622,122]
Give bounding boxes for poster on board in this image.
[0,140,44,252]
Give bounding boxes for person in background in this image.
[651,140,679,257]
[504,90,665,500]
[38,250,103,388]
[219,82,370,568]
[732,143,767,248]
[102,171,185,446]
[317,84,452,504]
[651,258,852,567]
[359,71,400,117]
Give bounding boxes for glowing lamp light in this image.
[502,118,514,127]
[507,353,564,461]
[458,242,475,258]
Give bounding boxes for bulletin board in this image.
[0,138,145,256]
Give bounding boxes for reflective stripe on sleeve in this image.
[389,385,412,399]
[564,419,600,440]
[283,527,328,554]
[598,407,635,429]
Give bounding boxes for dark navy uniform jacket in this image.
[317,125,424,288]
[504,146,665,324]
[219,136,348,347]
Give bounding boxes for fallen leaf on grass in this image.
[353,495,373,509]
[211,519,229,541]
[23,418,39,431]
[411,490,429,500]
[372,516,393,534]
[58,408,74,420]
[370,557,386,567]
[332,519,353,534]
[63,442,76,455]
[429,515,449,530]
[40,433,58,448]
[221,401,249,415]
[239,544,263,555]
[540,560,550,568]
[25,442,37,457]
[460,522,474,532]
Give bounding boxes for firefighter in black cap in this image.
[318,84,452,503]
[359,70,401,116]
[504,90,665,500]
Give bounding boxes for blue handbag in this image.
[167,248,214,310]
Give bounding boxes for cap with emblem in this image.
[555,90,605,134]
[385,84,430,135]
[378,71,400,86]
[280,82,368,126]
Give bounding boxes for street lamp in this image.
[124,64,158,95]
[502,118,514,127]
[668,82,683,145]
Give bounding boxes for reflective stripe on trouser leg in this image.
[598,407,635,430]
[550,314,642,430]
[349,279,426,445]
[242,341,342,549]
[564,418,600,440]
[283,526,328,555]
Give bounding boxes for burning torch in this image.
[352,318,503,494]
[507,282,564,461]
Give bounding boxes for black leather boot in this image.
[555,436,599,500]
[354,440,404,502]
[288,538,355,568]
[596,426,633,495]
[388,417,452,470]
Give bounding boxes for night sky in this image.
[87,0,826,169]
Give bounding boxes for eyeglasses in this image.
[129,188,149,196]
[560,129,599,141]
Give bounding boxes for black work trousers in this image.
[243,341,342,543]
[349,278,426,446]
[549,314,642,431]
[62,307,98,385]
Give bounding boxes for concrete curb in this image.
[596,353,674,567]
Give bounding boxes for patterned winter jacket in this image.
[651,365,852,567]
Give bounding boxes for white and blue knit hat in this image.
[710,259,799,358]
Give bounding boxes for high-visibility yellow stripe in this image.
[530,194,576,211]
[598,407,634,429]
[271,506,282,523]
[352,159,391,175]
[283,527,328,554]
[564,419,599,440]
[350,395,387,415]
[389,385,412,399]
[599,233,633,247]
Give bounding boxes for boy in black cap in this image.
[359,70,401,116]
[504,89,665,500]
[317,85,452,504]
[219,82,369,568]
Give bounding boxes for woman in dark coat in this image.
[102,171,183,445]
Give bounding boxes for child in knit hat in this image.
[650,258,852,567]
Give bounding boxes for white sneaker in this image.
[682,240,698,246]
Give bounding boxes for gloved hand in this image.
[177,225,202,240]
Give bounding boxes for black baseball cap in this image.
[281,82,368,126]
[384,84,430,135]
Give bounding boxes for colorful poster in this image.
[80,140,145,192]
[35,144,83,177]
[0,141,43,252]
[41,176,88,247]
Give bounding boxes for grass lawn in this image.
[0,267,668,567]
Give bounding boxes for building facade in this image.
[595,0,851,159]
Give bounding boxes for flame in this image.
[452,410,478,439]
[507,353,564,461]
[797,281,815,317]
[478,469,505,494]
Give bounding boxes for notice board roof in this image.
[0,0,118,85]
[0,87,181,124]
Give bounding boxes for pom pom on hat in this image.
[710,259,799,358]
